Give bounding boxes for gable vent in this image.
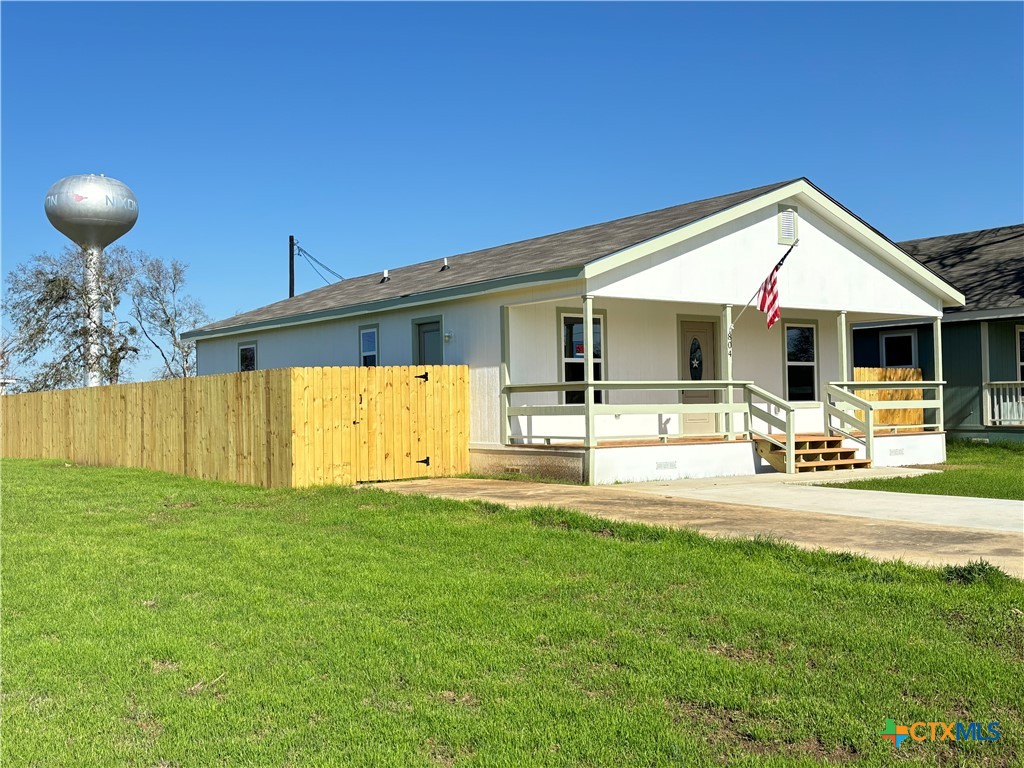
[778,205,798,245]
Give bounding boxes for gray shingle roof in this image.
[187,178,799,337]
[897,224,1024,314]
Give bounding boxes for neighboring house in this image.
[853,224,1024,443]
[183,178,965,483]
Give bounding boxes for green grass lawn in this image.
[2,459,1022,767]
[827,440,1024,500]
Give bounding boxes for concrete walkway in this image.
[380,472,1024,578]
[614,468,1023,533]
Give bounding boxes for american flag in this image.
[757,264,781,329]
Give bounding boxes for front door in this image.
[416,321,443,365]
[680,321,716,434]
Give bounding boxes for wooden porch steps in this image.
[754,434,872,474]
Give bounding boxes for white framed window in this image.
[238,342,257,372]
[1016,325,1024,381]
[359,325,379,366]
[880,330,918,368]
[560,312,604,404]
[778,204,798,245]
[784,323,816,401]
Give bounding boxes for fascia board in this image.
[184,267,584,342]
[939,307,1024,323]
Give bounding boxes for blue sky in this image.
[3,2,1022,341]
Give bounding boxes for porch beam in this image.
[933,316,944,431]
[582,294,596,484]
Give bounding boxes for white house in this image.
[183,178,965,484]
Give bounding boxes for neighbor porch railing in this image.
[984,382,1024,426]
[825,380,944,461]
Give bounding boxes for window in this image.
[413,317,443,365]
[238,342,257,372]
[359,325,379,366]
[561,313,604,404]
[880,330,918,368]
[785,324,816,401]
[778,204,798,245]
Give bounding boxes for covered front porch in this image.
[494,294,946,484]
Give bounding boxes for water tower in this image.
[44,174,138,387]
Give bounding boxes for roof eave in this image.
[182,266,584,341]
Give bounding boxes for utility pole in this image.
[289,235,296,298]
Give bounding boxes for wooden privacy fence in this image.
[1,366,469,488]
[853,367,924,426]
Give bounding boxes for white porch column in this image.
[836,310,849,381]
[933,316,944,430]
[721,304,734,437]
[582,294,596,484]
[499,305,510,445]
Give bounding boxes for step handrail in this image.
[744,384,796,473]
[824,383,874,461]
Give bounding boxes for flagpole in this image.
[727,239,798,358]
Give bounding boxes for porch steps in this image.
[754,434,872,474]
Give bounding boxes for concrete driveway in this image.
[380,470,1024,578]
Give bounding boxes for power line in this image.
[295,243,344,283]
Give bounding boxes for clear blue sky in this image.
[3,2,1022,333]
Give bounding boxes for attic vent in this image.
[778,205,798,245]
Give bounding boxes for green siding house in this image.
[853,224,1024,442]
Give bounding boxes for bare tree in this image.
[0,330,23,394]
[5,245,139,391]
[129,255,210,379]
[4,245,210,390]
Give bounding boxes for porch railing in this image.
[744,384,798,474]
[502,380,753,444]
[825,380,944,462]
[984,381,1024,426]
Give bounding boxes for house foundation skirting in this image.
[471,431,947,484]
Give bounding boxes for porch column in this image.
[980,320,990,426]
[721,304,734,437]
[933,316,944,431]
[499,305,510,445]
[836,311,849,381]
[582,294,596,484]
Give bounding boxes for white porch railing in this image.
[825,380,944,462]
[502,380,753,442]
[744,384,798,474]
[984,382,1024,426]
[501,379,805,473]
